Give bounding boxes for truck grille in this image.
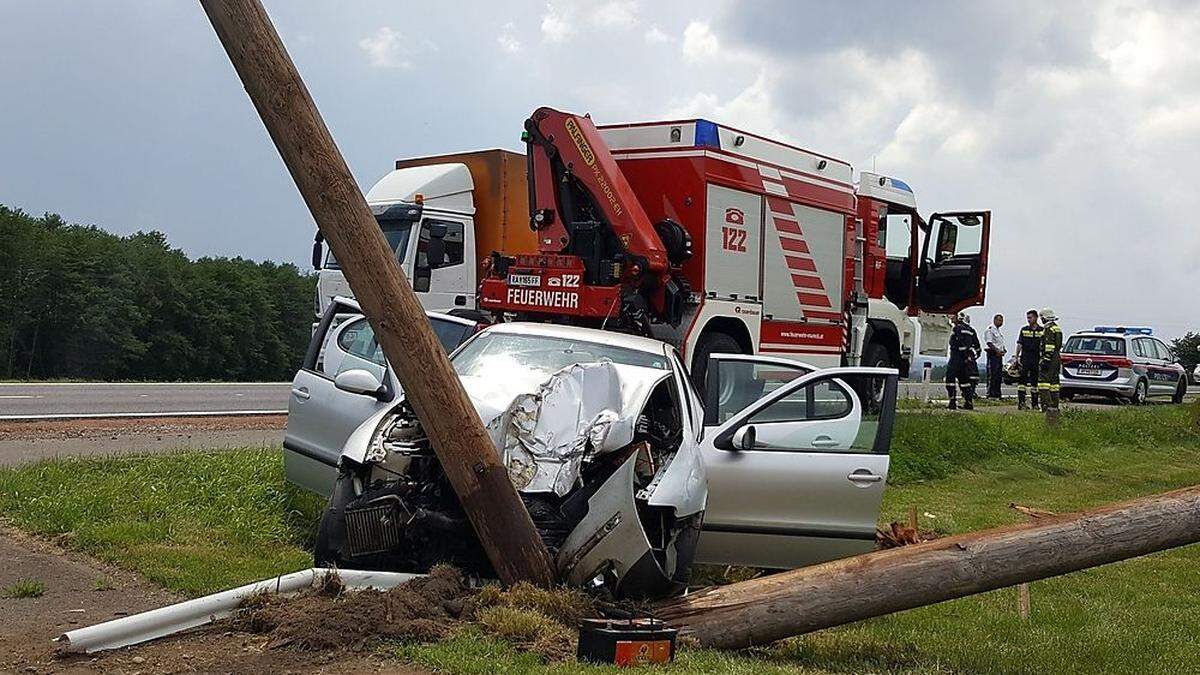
[344,501,404,557]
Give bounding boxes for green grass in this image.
[0,448,323,596]
[0,406,1197,672]
[3,578,46,598]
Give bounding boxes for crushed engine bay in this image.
[317,357,703,598]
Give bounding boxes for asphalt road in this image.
[0,382,291,419]
[0,380,1194,421]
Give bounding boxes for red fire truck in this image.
[312,107,991,380]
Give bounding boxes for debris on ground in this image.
[1009,503,1059,519]
[875,521,940,548]
[230,565,601,662]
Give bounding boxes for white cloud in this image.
[681,20,719,61]
[591,0,639,29]
[541,2,574,42]
[358,27,412,69]
[497,22,522,53]
[644,24,671,43]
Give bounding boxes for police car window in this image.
[1152,340,1171,360]
[1132,339,1147,358]
[1064,336,1125,356]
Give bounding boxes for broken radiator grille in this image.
[344,502,404,557]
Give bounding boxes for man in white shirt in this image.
[984,314,1006,399]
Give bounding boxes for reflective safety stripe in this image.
[1038,383,1061,391]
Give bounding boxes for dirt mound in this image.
[228,567,605,662]
[235,565,473,651]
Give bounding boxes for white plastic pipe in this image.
[57,568,421,653]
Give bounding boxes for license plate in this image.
[1077,367,1105,376]
[508,274,542,287]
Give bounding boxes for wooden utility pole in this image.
[657,485,1200,648]
[198,0,554,586]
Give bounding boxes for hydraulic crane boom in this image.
[480,107,692,331]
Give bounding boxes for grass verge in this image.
[0,405,1196,672]
[0,447,322,595]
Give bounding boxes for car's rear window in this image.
[1064,336,1125,356]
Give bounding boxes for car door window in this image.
[1153,339,1172,362]
[749,379,851,424]
[706,357,814,425]
[335,318,385,373]
[717,370,896,455]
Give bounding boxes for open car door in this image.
[697,365,899,570]
[917,210,990,314]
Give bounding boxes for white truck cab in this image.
[314,162,477,315]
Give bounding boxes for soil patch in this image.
[0,527,429,674]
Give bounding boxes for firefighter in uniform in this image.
[1038,307,1063,422]
[1015,309,1043,410]
[945,313,981,410]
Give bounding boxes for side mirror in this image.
[311,239,324,270]
[333,369,386,399]
[426,237,446,268]
[731,424,756,451]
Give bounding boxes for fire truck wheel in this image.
[863,342,895,371]
[691,332,744,390]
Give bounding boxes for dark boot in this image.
[1018,389,1027,410]
[1031,391,1040,410]
[947,387,957,410]
[1045,391,1060,425]
[963,385,975,410]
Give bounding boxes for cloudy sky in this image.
[2,1,1198,339]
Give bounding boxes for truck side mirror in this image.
[311,238,324,270]
[426,223,447,268]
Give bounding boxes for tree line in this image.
[0,205,315,381]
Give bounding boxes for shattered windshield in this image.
[452,333,669,382]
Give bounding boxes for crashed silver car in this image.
[309,323,706,598]
[285,306,899,599]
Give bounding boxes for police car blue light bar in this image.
[1093,326,1153,335]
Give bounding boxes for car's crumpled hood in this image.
[465,361,669,496]
[341,361,671,497]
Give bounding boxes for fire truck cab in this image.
[590,119,990,375]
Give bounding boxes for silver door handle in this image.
[291,387,310,400]
[847,472,883,483]
[812,435,839,448]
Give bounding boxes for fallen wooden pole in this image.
[657,485,1200,648]
[198,0,554,586]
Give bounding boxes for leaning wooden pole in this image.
[198,0,554,586]
[657,485,1200,648]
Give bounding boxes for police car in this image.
[1060,327,1187,404]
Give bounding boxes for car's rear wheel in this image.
[1173,379,1187,404]
[1129,379,1148,406]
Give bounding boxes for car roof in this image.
[1069,332,1140,340]
[330,296,476,327]
[479,322,670,355]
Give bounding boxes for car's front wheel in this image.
[314,469,357,568]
